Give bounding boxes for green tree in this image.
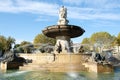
[20,41,31,46]
[34,33,56,45]
[117,33,120,46]
[81,32,115,52]
[81,38,90,44]
[14,44,22,53]
[113,33,120,53]
[110,35,117,46]
[14,44,20,49]
[90,32,114,46]
[90,32,114,52]
[0,35,6,50]
[14,41,32,53]
[0,43,2,50]
[0,35,15,55]
[6,37,15,51]
[81,38,93,52]
[20,41,32,53]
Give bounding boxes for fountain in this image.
[19,6,114,73]
[19,6,89,72]
[42,6,85,53]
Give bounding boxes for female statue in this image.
[59,6,67,19]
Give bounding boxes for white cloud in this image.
[0,0,120,21]
[35,16,54,22]
[15,39,24,44]
[62,0,120,9]
[0,0,15,12]
[67,6,120,20]
[0,0,59,15]
[15,39,32,44]
[63,0,107,6]
[62,0,83,5]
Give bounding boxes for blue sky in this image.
[0,0,120,44]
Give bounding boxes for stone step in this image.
[23,63,85,68]
[20,59,87,72]
[20,66,87,72]
[31,60,84,64]
[20,66,48,71]
[20,63,87,72]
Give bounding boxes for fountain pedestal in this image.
[55,36,71,53]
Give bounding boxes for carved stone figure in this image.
[56,42,62,53]
[0,51,28,64]
[58,6,69,25]
[59,6,67,19]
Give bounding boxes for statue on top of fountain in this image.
[59,6,67,19]
[58,6,69,25]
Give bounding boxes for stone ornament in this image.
[58,6,69,25]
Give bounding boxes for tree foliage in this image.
[90,32,113,45]
[14,41,32,53]
[20,41,32,53]
[0,35,15,54]
[6,37,15,50]
[20,41,31,46]
[14,44,20,49]
[81,32,116,52]
[117,33,120,46]
[34,33,56,45]
[82,32,114,45]
[81,38,90,44]
[113,33,120,46]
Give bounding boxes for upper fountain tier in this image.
[43,25,85,38]
[42,6,85,38]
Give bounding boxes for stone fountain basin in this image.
[42,25,85,38]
